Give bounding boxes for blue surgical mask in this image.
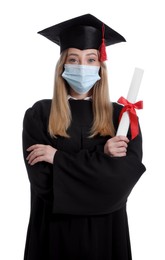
[62,64,101,94]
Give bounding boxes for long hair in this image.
[48,50,115,138]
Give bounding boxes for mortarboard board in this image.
[38,14,126,61]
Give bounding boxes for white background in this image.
[0,0,164,259]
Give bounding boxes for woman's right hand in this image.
[26,144,57,165]
[104,136,129,157]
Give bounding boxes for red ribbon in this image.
[117,96,143,139]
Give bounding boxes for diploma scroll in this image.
[116,68,144,137]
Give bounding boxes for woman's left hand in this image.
[26,144,57,165]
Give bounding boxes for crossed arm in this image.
[26,135,129,166]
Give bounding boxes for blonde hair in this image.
[48,50,115,138]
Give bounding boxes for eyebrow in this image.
[86,53,98,56]
[67,52,98,57]
[67,53,79,57]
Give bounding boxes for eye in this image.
[66,55,79,64]
[68,58,78,64]
[88,58,96,63]
[87,54,99,65]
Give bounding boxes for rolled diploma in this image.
[116,67,144,136]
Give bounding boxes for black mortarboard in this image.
[38,14,126,61]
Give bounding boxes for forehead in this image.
[67,48,98,56]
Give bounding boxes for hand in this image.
[104,136,129,157]
[26,144,57,165]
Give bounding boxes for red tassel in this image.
[99,24,107,62]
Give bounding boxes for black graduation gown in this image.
[22,99,146,260]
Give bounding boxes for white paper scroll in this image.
[116,67,144,137]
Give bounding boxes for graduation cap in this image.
[38,14,126,61]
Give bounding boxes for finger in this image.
[116,148,127,155]
[29,155,45,165]
[116,152,127,157]
[26,144,44,152]
[26,147,43,159]
[108,145,127,157]
[107,141,128,153]
[118,146,127,153]
[26,149,44,163]
[111,150,127,157]
[116,141,128,148]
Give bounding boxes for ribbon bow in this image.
[117,96,143,139]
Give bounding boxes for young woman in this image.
[22,14,146,260]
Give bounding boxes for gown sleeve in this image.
[22,102,53,202]
[53,132,146,215]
